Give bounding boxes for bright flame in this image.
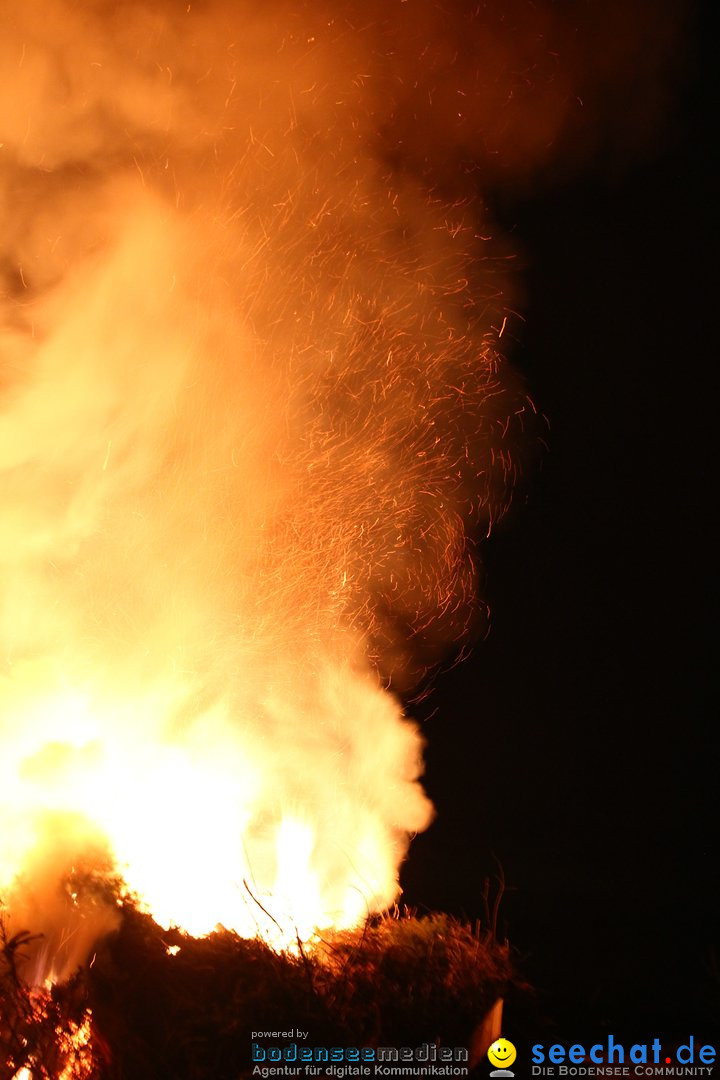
[0,0,526,975]
[7,1004,94,1080]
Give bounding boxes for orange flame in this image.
[0,0,524,974]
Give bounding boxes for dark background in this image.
[402,0,718,1045]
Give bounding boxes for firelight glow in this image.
[0,0,527,975]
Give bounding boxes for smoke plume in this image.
[0,0,688,977]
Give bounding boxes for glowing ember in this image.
[9,1008,95,1080]
[0,0,526,977]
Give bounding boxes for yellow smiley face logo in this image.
[487,1038,517,1069]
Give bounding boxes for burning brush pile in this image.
[2,898,512,1078]
[0,0,566,1074]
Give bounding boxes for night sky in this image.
[402,0,717,1045]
